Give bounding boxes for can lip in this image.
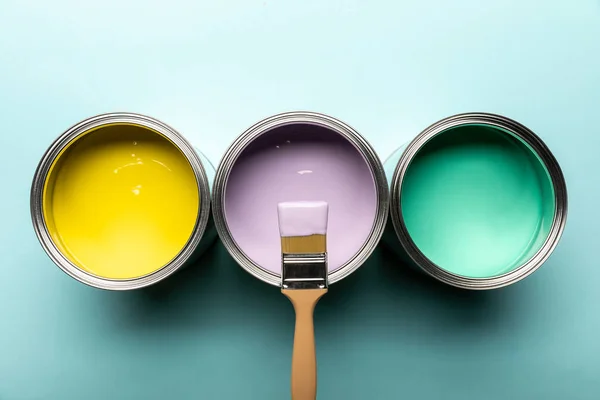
[212,111,390,287]
[389,112,569,290]
[30,112,212,291]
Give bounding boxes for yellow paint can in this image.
[31,113,215,289]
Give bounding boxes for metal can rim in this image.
[30,112,212,290]
[389,112,568,290]
[212,111,390,287]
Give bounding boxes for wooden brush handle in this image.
[281,288,328,400]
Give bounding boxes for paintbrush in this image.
[278,201,328,400]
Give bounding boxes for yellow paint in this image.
[43,124,199,279]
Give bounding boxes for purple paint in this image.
[224,124,378,274]
[277,201,329,237]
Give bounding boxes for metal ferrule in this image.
[281,253,328,290]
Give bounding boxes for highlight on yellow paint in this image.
[42,123,199,279]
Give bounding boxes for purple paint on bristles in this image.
[277,201,328,237]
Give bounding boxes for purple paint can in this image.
[212,112,389,286]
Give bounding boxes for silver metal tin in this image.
[31,112,216,290]
[212,111,389,287]
[384,112,568,290]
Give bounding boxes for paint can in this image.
[212,111,389,286]
[384,112,568,289]
[31,112,216,290]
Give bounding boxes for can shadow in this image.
[100,240,526,343]
[105,242,293,337]
[316,245,525,342]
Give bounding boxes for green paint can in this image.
[384,113,567,289]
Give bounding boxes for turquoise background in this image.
[1,0,598,399]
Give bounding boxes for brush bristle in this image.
[281,234,326,254]
[277,201,328,254]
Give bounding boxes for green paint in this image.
[401,125,555,278]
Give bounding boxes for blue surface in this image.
[1,1,599,399]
